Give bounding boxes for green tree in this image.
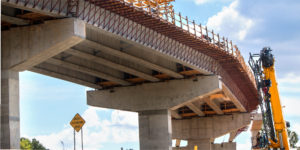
[32,138,46,150]
[287,129,299,148]
[20,138,32,150]
[20,137,46,150]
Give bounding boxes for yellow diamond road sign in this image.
[70,113,85,132]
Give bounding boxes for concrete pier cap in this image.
[87,75,222,111]
[1,17,86,148]
[86,75,251,150]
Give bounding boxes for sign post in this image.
[70,113,86,150]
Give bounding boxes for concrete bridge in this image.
[1,0,259,149]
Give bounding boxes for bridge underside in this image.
[1,1,258,149]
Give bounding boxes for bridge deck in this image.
[86,0,258,112]
[1,0,259,112]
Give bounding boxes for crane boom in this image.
[249,47,290,150]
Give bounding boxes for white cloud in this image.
[194,0,208,5]
[278,73,300,84]
[111,110,138,127]
[25,107,139,150]
[206,0,253,40]
[237,140,252,150]
[281,96,300,117]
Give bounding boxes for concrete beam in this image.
[175,139,181,147]
[172,113,251,140]
[87,75,222,111]
[251,113,263,130]
[1,18,85,71]
[46,58,131,86]
[87,24,212,75]
[203,97,224,115]
[81,40,184,79]
[228,129,238,142]
[186,102,205,116]
[222,83,247,112]
[212,142,236,150]
[29,67,102,89]
[170,109,182,119]
[64,48,159,82]
[1,14,30,25]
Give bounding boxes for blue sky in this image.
[20,0,300,150]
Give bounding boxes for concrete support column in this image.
[1,70,20,149]
[138,109,172,150]
[187,139,211,150]
[251,130,259,147]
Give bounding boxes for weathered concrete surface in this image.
[45,58,131,86]
[1,70,20,149]
[187,139,211,150]
[186,102,205,116]
[64,48,159,82]
[211,142,236,150]
[203,97,224,115]
[222,84,246,112]
[28,67,102,89]
[87,75,222,111]
[228,129,238,142]
[1,18,85,71]
[251,113,262,130]
[81,39,184,79]
[138,109,172,150]
[172,142,236,150]
[172,113,251,140]
[251,113,263,147]
[1,14,30,25]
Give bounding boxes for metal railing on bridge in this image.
[120,0,256,86]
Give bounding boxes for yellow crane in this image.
[249,47,290,150]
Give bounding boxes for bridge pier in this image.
[1,70,20,148]
[1,18,86,148]
[138,109,172,150]
[172,114,250,150]
[87,75,226,150]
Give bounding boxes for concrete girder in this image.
[186,102,205,116]
[251,113,263,130]
[1,18,85,71]
[203,97,224,115]
[45,58,131,86]
[1,14,31,25]
[211,142,236,150]
[175,139,181,147]
[81,40,184,79]
[228,129,238,142]
[64,48,159,82]
[86,24,212,75]
[87,75,222,111]
[172,113,251,140]
[29,67,102,89]
[170,109,182,119]
[222,83,247,112]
